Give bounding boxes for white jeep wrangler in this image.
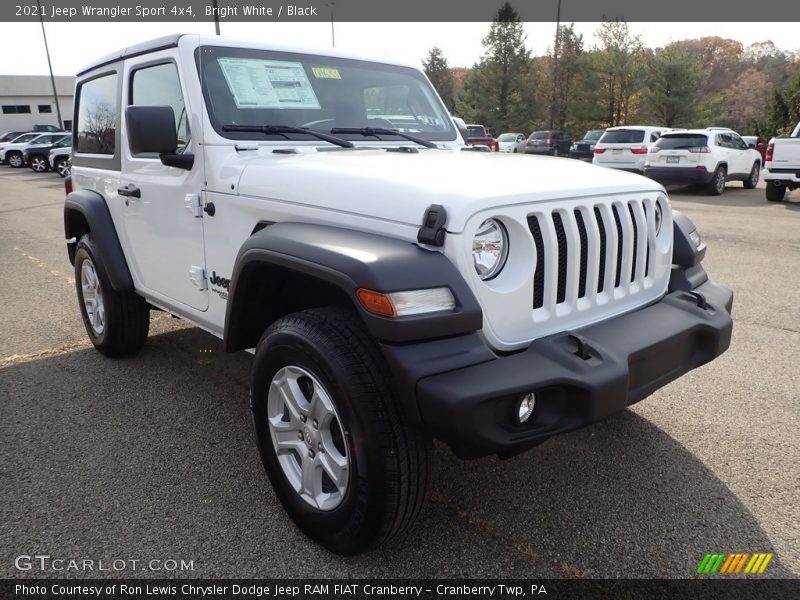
[65,34,733,555]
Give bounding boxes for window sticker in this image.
[312,67,341,80]
[218,57,321,109]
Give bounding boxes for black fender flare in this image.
[669,210,709,292]
[224,222,483,351]
[64,189,134,291]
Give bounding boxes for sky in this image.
[1,21,799,76]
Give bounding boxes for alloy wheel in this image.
[81,259,105,335]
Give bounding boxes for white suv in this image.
[644,128,762,196]
[592,126,667,174]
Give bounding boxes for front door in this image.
[119,53,208,311]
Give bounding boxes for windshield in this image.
[654,134,708,149]
[497,133,518,142]
[467,126,486,137]
[599,129,646,144]
[197,46,456,143]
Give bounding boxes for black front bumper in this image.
[645,166,714,185]
[382,279,733,459]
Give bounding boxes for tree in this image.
[594,20,644,126]
[766,72,800,136]
[548,23,584,130]
[720,67,772,133]
[456,2,537,132]
[642,45,708,127]
[422,46,455,112]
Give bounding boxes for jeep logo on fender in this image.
[209,272,230,290]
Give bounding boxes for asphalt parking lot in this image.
[1,164,798,579]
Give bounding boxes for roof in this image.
[76,33,418,77]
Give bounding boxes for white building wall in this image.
[0,76,75,133]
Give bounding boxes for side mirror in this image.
[126,105,193,170]
[747,142,756,149]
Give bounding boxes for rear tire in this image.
[251,307,431,555]
[74,234,150,356]
[743,163,759,189]
[766,182,786,202]
[707,166,726,196]
[55,157,70,178]
[30,156,48,173]
[7,152,23,168]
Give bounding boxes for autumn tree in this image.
[594,20,644,126]
[721,67,772,133]
[641,45,708,127]
[547,23,584,130]
[456,2,537,132]
[422,46,455,112]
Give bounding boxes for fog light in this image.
[517,393,536,423]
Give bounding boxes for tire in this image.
[55,158,70,178]
[29,156,48,173]
[706,165,727,196]
[552,146,560,157]
[7,152,23,168]
[743,163,759,189]
[766,182,786,202]
[251,308,431,555]
[512,148,517,153]
[74,234,150,356]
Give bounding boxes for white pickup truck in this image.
[65,34,733,554]
[764,121,800,201]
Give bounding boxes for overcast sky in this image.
[1,21,798,76]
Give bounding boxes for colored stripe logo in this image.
[697,552,773,574]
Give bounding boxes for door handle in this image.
[118,184,141,198]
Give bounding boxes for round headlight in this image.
[654,201,663,235]
[472,218,508,281]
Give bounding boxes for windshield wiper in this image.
[221,124,354,148]
[330,127,438,149]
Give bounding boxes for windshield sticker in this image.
[218,57,321,109]
[312,67,341,80]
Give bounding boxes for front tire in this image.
[766,182,786,202]
[743,162,759,189]
[707,165,727,196]
[251,308,431,555]
[55,157,70,178]
[74,234,150,356]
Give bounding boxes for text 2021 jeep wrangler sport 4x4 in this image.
[64,35,733,555]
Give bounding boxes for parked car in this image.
[24,134,71,172]
[465,124,498,151]
[522,130,572,157]
[33,124,64,132]
[592,126,667,174]
[644,128,762,195]
[49,141,72,177]
[0,131,29,144]
[0,132,48,166]
[1,132,69,168]
[763,121,800,202]
[496,132,525,153]
[569,129,605,161]
[742,135,768,162]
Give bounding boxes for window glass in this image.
[2,105,31,114]
[131,62,189,153]
[38,104,52,113]
[76,73,118,155]
[467,126,486,137]
[599,129,645,144]
[654,134,709,149]
[730,134,747,150]
[718,133,733,148]
[197,45,456,142]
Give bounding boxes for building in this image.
[0,75,75,133]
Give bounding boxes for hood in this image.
[236,148,664,233]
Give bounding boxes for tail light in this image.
[65,175,73,196]
[593,147,606,154]
[688,146,711,154]
[630,146,649,155]
[766,143,774,162]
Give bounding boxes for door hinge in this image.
[184,193,203,218]
[189,266,207,290]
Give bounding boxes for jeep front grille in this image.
[526,198,655,312]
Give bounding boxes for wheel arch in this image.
[64,189,133,291]
[223,222,482,353]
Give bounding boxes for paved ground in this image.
[1,166,798,579]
